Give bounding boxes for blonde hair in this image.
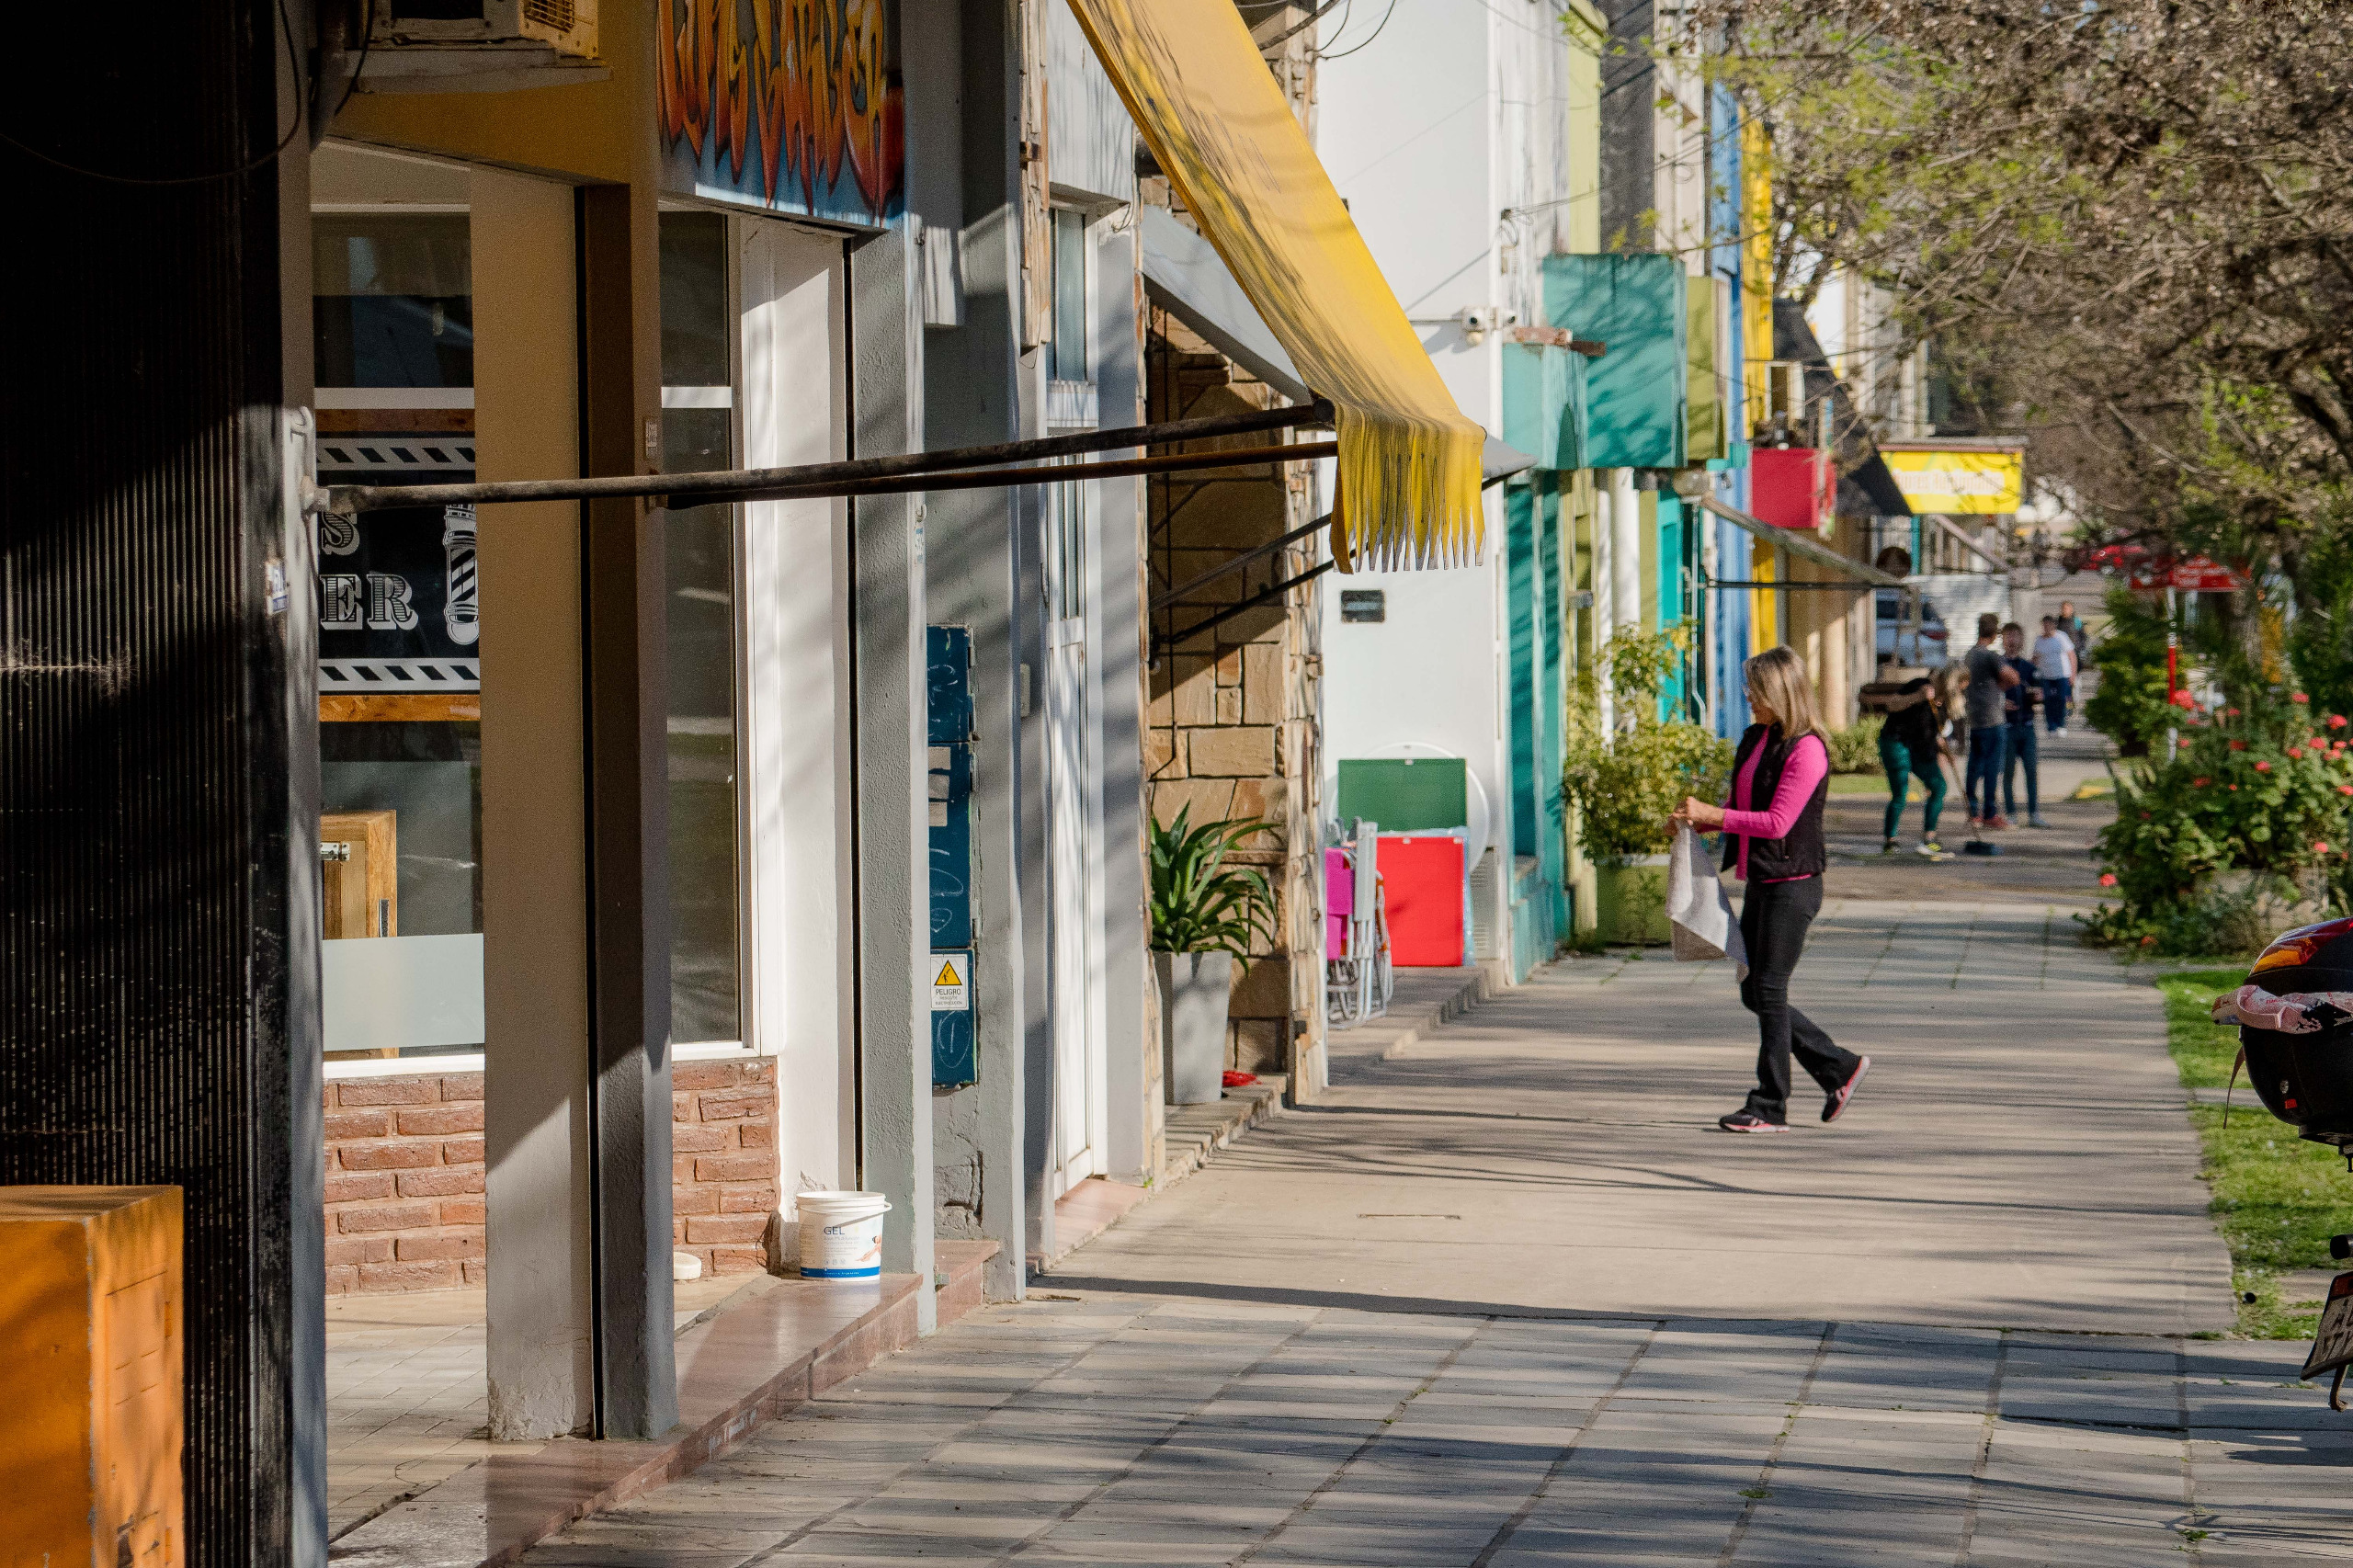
[1744,646,1831,742]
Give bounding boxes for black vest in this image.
[1721,723,1829,880]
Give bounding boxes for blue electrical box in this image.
[926,626,977,1087]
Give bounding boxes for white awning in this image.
[1140,205,1310,403]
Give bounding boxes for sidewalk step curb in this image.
[1335,962,1507,1077]
[335,1244,999,1568]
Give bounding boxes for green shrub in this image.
[1563,629,1737,862]
[2079,879,2286,958]
[2084,585,2178,756]
[2286,531,2353,722]
[2084,686,2353,948]
[1565,721,1739,861]
[1825,714,1884,774]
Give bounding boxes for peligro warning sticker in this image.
[930,951,972,1012]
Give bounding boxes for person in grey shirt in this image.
[1962,613,2019,827]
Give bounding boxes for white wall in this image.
[1048,0,1136,208]
[1314,0,1505,899]
[1316,2,1590,958]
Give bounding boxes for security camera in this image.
[1458,307,1519,344]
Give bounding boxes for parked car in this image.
[1875,590,1949,667]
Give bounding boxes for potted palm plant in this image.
[1149,806,1277,1104]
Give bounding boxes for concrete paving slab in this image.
[510,781,2353,1567]
[1045,893,2230,1335]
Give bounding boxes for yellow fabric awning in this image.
[1065,0,1486,571]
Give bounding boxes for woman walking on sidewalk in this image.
[1673,647,1871,1133]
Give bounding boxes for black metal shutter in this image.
[0,1,321,1562]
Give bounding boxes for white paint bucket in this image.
[794,1190,892,1279]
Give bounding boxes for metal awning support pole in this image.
[1694,496,1906,587]
[320,398,1336,514]
[1154,560,1337,658]
[1701,580,1876,590]
[1151,509,1332,612]
[1928,512,2008,575]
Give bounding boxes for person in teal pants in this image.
[1870,667,1957,854]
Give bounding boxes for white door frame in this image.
[1045,470,1108,1196]
[736,217,857,1209]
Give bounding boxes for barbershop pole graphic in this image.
[317,506,482,691]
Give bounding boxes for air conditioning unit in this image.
[359,0,605,94]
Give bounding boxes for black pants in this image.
[1738,875,1860,1122]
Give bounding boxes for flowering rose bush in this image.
[2084,690,2353,951]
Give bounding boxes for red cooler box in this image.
[1377,833,1469,967]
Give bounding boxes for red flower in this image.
[2170,688,2197,709]
[2230,739,2248,750]
[2256,760,2274,772]
[2099,873,2119,887]
[2230,784,2240,790]
[2289,747,2305,759]
[2140,935,2158,946]
[2228,707,2243,717]
[2319,842,2334,855]
[2332,714,2348,729]
[2193,778,2211,787]
[2295,692,2312,703]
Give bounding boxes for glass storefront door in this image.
[313,205,486,1057]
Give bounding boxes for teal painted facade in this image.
[1540,254,1688,470]
[1656,494,1686,721]
[1501,341,1587,471]
[1505,476,1570,978]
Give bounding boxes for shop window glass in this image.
[313,211,484,1057]
[1051,208,1087,382]
[313,214,473,389]
[661,211,744,1046]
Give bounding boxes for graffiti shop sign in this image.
[656,0,904,226]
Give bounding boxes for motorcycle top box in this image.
[2238,915,2353,1147]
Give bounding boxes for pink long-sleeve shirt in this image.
[1723,732,1828,881]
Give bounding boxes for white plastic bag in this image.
[1667,824,1746,972]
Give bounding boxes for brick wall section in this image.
[671,1058,781,1278]
[322,1058,781,1295]
[324,1072,487,1294]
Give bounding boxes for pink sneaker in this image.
[1824,1057,1871,1123]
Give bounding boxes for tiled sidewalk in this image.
[510,1292,2353,1565]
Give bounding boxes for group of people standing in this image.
[1871,601,2086,853]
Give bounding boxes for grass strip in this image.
[2158,967,2353,1338]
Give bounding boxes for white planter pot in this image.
[1154,949,1233,1106]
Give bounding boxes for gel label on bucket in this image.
[796,1190,892,1279]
